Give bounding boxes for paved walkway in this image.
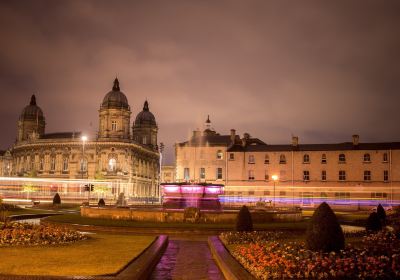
[150,236,225,280]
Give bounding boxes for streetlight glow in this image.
[272,175,279,181]
[81,135,88,142]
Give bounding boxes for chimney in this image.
[292,136,299,147]
[230,129,236,143]
[352,134,359,146]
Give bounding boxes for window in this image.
[184,168,190,181]
[335,192,350,200]
[263,190,270,196]
[371,192,387,199]
[303,154,310,163]
[363,153,371,162]
[264,154,269,164]
[303,170,310,181]
[63,158,69,171]
[142,136,147,145]
[248,170,255,180]
[111,120,117,131]
[248,190,255,196]
[321,154,327,164]
[216,150,223,160]
[338,154,346,163]
[108,158,117,171]
[339,170,346,181]
[200,168,205,179]
[248,155,255,164]
[384,170,389,182]
[50,157,56,171]
[229,153,234,160]
[279,154,286,164]
[39,158,44,171]
[321,170,326,181]
[217,168,223,179]
[364,170,371,181]
[383,153,388,162]
[80,158,87,172]
[264,171,269,181]
[279,191,286,197]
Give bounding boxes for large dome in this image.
[20,95,45,121]
[135,100,156,126]
[101,78,129,109]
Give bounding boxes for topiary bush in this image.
[305,202,344,252]
[377,204,386,225]
[236,205,253,232]
[53,193,61,205]
[98,198,105,207]
[366,212,382,232]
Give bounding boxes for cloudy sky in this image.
[0,0,399,163]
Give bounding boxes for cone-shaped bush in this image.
[236,205,253,232]
[98,198,105,207]
[306,202,344,252]
[377,204,386,224]
[366,212,382,232]
[52,193,61,205]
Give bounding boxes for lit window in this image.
[216,168,223,179]
[363,153,371,162]
[384,170,389,182]
[63,158,69,171]
[264,154,269,164]
[383,153,388,162]
[108,158,117,171]
[248,170,255,180]
[371,192,387,199]
[216,150,223,160]
[303,170,310,181]
[248,155,255,164]
[229,153,235,160]
[321,154,327,164]
[111,120,117,131]
[279,154,286,164]
[303,154,310,163]
[200,168,205,179]
[321,170,327,181]
[338,154,346,163]
[364,170,371,181]
[184,168,190,181]
[80,158,87,172]
[142,136,147,145]
[339,170,346,181]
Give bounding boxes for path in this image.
[150,236,224,280]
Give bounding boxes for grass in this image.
[45,213,309,231]
[0,233,155,276]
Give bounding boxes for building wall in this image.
[161,165,176,183]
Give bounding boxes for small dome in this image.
[101,78,129,109]
[135,100,156,126]
[20,95,45,121]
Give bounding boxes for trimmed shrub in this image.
[98,198,105,207]
[377,204,386,225]
[366,212,382,232]
[305,202,344,252]
[236,205,253,232]
[53,193,61,205]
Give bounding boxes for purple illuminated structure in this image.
[160,183,224,210]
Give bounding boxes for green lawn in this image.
[0,233,155,276]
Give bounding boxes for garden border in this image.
[208,236,255,280]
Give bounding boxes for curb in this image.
[0,235,168,280]
[208,236,255,280]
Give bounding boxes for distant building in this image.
[7,78,160,199]
[161,165,176,183]
[175,117,400,208]
[0,150,12,177]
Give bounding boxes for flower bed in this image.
[221,231,400,279]
[0,222,87,246]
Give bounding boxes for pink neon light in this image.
[163,186,180,193]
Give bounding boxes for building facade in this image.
[8,78,160,200]
[160,165,176,183]
[175,118,400,208]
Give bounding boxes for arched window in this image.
[63,158,69,171]
[321,154,327,164]
[303,154,310,163]
[39,157,44,171]
[264,154,269,164]
[279,154,286,164]
[111,120,117,131]
[216,150,223,160]
[108,158,117,171]
[50,157,56,171]
[248,154,255,164]
[363,153,371,162]
[383,153,388,162]
[80,158,87,172]
[338,154,346,163]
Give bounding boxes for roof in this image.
[227,142,400,152]
[135,101,157,126]
[41,132,83,140]
[101,78,129,110]
[177,135,235,147]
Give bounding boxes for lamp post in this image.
[81,135,88,204]
[272,175,279,209]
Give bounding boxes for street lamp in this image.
[272,174,279,209]
[81,135,88,204]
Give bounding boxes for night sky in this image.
[1,1,400,164]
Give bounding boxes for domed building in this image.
[9,78,160,202]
